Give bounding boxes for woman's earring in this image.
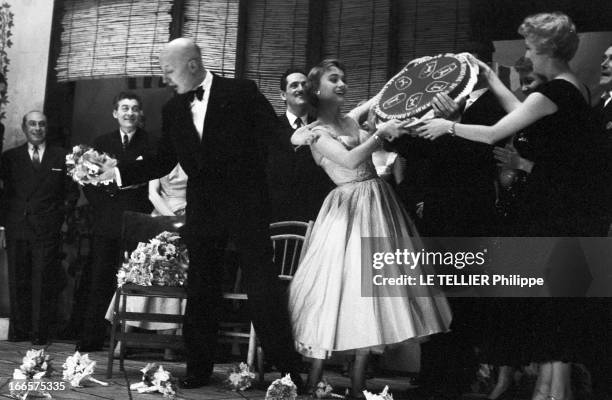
[316,90,321,95]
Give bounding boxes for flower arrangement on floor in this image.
[313,380,345,399]
[65,144,117,186]
[265,374,297,400]
[226,362,256,391]
[117,231,189,287]
[62,351,108,387]
[130,363,177,399]
[10,349,53,399]
[363,386,394,400]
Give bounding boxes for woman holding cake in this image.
[403,12,606,400]
[288,59,452,398]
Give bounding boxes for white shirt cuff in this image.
[114,167,123,187]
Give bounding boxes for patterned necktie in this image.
[32,145,40,169]
[122,134,129,151]
[295,117,304,129]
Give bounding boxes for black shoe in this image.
[179,375,210,389]
[75,342,103,352]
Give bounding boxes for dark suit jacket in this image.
[119,75,278,243]
[83,128,153,238]
[267,114,334,222]
[0,143,76,240]
[394,90,505,236]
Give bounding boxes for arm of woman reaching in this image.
[412,92,558,144]
[309,119,408,170]
[148,178,176,216]
[472,57,522,113]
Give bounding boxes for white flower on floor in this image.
[313,380,345,399]
[265,374,297,400]
[9,349,53,399]
[363,385,393,400]
[62,351,108,387]
[130,363,177,399]
[226,362,256,391]
[12,349,52,380]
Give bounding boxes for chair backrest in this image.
[270,220,314,280]
[121,211,186,255]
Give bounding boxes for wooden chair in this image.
[106,211,187,378]
[250,220,314,381]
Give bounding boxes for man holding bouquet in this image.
[76,92,153,351]
[90,38,304,389]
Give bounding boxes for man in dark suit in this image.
[0,111,77,344]
[76,92,153,351]
[393,43,506,399]
[267,68,333,222]
[94,38,304,389]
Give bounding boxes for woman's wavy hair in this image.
[518,12,579,62]
[304,58,346,110]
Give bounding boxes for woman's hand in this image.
[415,118,453,140]
[467,54,494,83]
[377,119,411,140]
[291,124,322,146]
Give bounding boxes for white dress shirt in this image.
[28,142,46,162]
[285,110,307,130]
[191,71,214,139]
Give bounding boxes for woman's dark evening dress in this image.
[512,79,605,364]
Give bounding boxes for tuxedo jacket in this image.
[0,143,76,240]
[83,128,153,238]
[119,75,278,243]
[394,90,505,236]
[267,114,334,222]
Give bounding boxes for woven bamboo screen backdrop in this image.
[396,0,471,66]
[321,0,391,112]
[182,0,239,78]
[55,0,472,113]
[243,0,310,113]
[55,0,173,82]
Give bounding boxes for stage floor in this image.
[0,341,415,400]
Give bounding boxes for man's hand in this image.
[493,143,534,173]
[88,157,117,184]
[431,93,461,120]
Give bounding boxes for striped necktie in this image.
[32,145,41,169]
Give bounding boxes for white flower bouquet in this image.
[129,363,177,399]
[65,144,117,186]
[62,351,108,387]
[12,349,52,381]
[265,374,297,400]
[117,231,189,287]
[363,386,394,400]
[226,362,256,391]
[10,349,53,399]
[313,380,345,399]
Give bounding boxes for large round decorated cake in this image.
[374,53,478,122]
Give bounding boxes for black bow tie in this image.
[187,86,205,102]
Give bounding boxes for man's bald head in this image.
[159,38,205,94]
